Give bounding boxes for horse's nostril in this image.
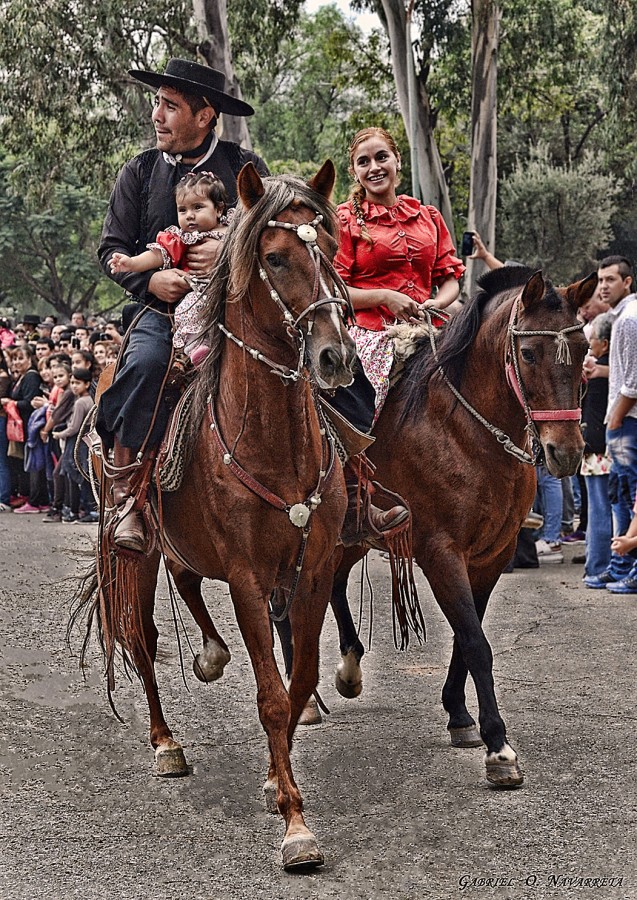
[320,347,341,374]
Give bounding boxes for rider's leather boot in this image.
[341,457,410,548]
[111,439,147,553]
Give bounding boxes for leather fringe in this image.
[383,521,426,651]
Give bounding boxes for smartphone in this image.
[461,231,474,256]
[71,337,81,349]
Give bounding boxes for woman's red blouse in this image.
[334,195,464,331]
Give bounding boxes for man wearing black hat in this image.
[97,58,269,551]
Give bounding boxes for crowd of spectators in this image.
[0,311,123,522]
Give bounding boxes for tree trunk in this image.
[191,0,252,148]
[377,0,456,242]
[465,0,499,296]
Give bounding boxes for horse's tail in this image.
[68,530,154,719]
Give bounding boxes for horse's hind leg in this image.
[331,571,365,698]
[168,562,231,682]
[131,553,189,776]
[230,574,323,870]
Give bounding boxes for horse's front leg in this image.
[331,565,365,698]
[423,552,523,788]
[131,553,189,777]
[168,562,231,683]
[229,573,324,870]
[442,576,505,750]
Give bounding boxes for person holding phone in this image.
[333,126,464,418]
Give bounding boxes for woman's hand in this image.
[31,396,46,409]
[186,238,222,276]
[381,291,425,323]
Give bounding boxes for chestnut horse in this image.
[84,162,357,870]
[330,266,596,787]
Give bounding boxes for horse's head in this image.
[512,270,597,477]
[235,161,356,390]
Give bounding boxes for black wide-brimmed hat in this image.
[129,58,254,117]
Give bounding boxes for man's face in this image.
[51,325,64,342]
[35,342,51,360]
[579,287,609,323]
[71,313,86,327]
[597,265,632,308]
[151,87,214,155]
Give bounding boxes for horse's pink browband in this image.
[505,362,582,421]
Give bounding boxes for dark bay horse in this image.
[331,266,596,787]
[84,162,357,870]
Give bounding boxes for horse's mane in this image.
[186,174,338,446]
[400,265,538,423]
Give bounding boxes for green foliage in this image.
[498,146,621,282]
[0,150,120,318]
[236,6,400,202]
[0,0,195,196]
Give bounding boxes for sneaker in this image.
[583,571,617,589]
[62,511,79,523]
[42,510,62,523]
[77,511,99,523]
[13,502,44,514]
[9,495,27,508]
[535,539,564,563]
[0,502,13,513]
[522,510,544,529]
[606,577,637,594]
[562,530,585,544]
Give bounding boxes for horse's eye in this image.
[265,253,284,269]
[521,348,536,364]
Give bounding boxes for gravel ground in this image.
[0,514,635,900]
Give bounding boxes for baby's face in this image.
[177,190,221,233]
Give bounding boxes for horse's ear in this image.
[307,160,336,201]
[520,271,547,310]
[238,162,265,209]
[562,272,598,310]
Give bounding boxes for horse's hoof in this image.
[281,832,324,871]
[263,778,278,814]
[298,696,322,726]
[449,724,483,748]
[335,651,363,698]
[193,642,231,683]
[335,672,362,699]
[155,744,189,777]
[485,746,524,788]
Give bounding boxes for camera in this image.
[461,231,474,257]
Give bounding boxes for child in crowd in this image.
[51,368,96,523]
[109,171,230,367]
[40,362,74,522]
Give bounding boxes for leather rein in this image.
[425,297,585,466]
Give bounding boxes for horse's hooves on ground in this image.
[335,672,362,699]
[281,833,324,871]
[449,724,483,747]
[298,696,322,726]
[193,644,231,683]
[155,745,189,777]
[263,779,279,814]
[485,750,524,788]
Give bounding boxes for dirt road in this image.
[0,515,635,899]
